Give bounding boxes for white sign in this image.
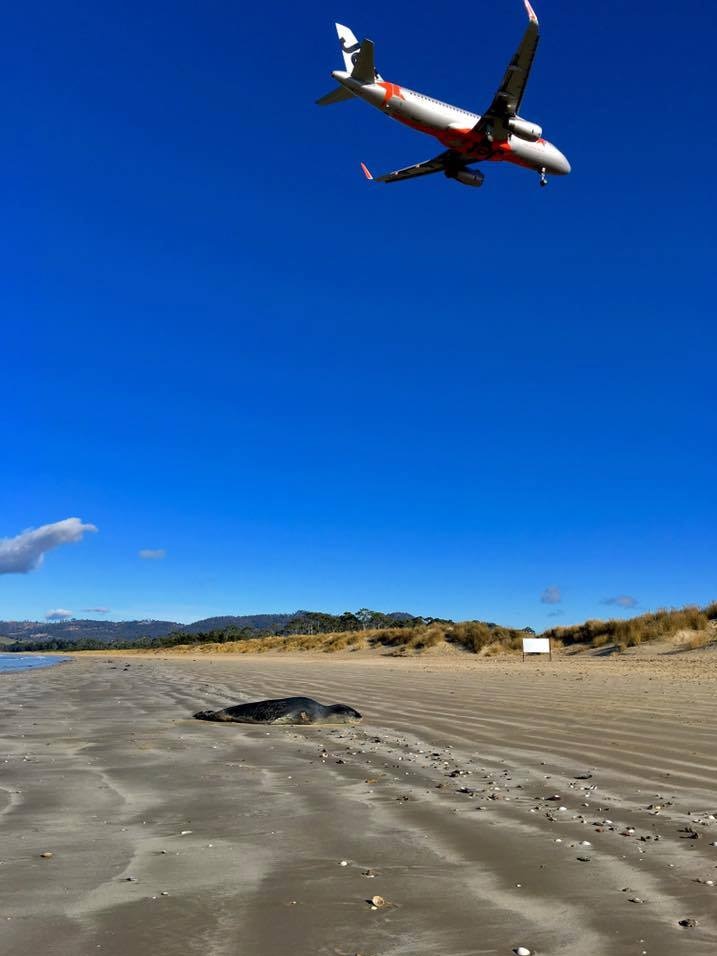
[522,637,551,655]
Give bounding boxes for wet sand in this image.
[1,654,716,955]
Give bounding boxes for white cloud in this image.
[139,549,166,560]
[46,609,74,621]
[82,606,110,613]
[602,594,638,609]
[0,518,97,574]
[540,585,562,605]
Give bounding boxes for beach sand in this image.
[1,653,716,955]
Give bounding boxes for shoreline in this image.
[0,652,71,673]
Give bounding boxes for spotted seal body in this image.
[193,696,362,725]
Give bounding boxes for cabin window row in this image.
[411,93,472,116]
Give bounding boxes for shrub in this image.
[678,631,713,651]
[544,604,712,649]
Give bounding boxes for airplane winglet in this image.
[523,0,539,24]
[360,162,374,181]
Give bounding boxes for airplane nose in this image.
[540,143,570,176]
[555,149,571,175]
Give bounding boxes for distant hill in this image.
[0,619,184,644]
[0,610,426,647]
[186,614,295,633]
[0,617,301,645]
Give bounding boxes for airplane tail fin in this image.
[336,23,381,81]
[316,23,382,105]
[337,23,361,72]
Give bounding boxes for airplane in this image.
[316,1,570,188]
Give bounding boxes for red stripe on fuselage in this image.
[377,81,405,104]
[381,83,539,171]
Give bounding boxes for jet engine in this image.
[507,117,543,142]
[448,168,485,187]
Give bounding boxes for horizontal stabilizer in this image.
[316,86,355,106]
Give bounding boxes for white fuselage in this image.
[333,71,570,176]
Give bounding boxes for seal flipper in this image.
[271,710,312,724]
[194,710,217,721]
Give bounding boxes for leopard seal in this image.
[193,696,362,725]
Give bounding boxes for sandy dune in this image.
[1,654,716,955]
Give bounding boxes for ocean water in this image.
[0,654,68,673]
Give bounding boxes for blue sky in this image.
[3,0,715,629]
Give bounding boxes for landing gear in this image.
[539,167,548,187]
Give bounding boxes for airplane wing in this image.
[475,0,540,141]
[361,151,455,184]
